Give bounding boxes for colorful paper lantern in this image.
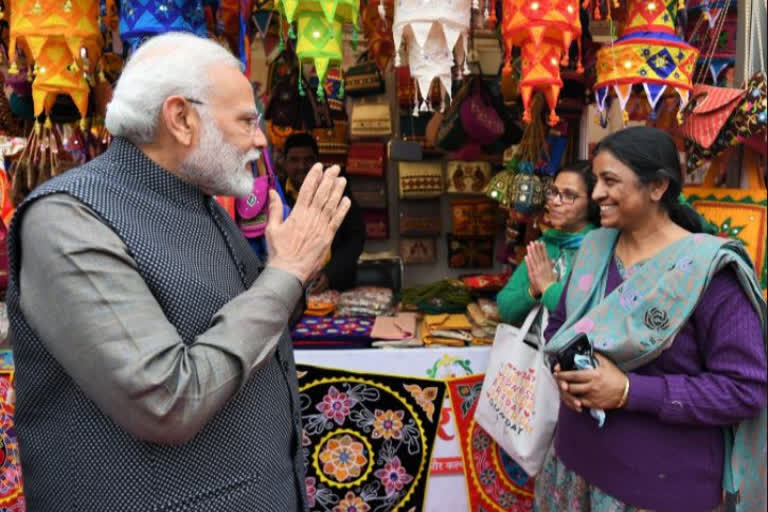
[295,11,343,95]
[274,0,359,97]
[119,0,209,51]
[392,0,472,109]
[501,0,582,125]
[8,0,102,121]
[595,0,698,121]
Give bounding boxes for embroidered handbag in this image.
[350,102,392,139]
[347,143,386,177]
[400,113,431,145]
[362,208,389,240]
[459,79,504,145]
[679,84,748,149]
[399,237,437,264]
[314,121,350,155]
[398,161,444,199]
[349,177,387,208]
[446,161,492,194]
[345,54,385,97]
[685,72,768,169]
[447,235,494,268]
[451,199,497,236]
[235,148,288,238]
[399,200,442,236]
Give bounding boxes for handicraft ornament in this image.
[594,0,699,122]
[392,0,472,112]
[274,0,360,98]
[501,0,583,126]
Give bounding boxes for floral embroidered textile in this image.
[448,374,534,511]
[298,364,447,512]
[0,369,25,512]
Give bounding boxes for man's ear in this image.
[161,96,197,147]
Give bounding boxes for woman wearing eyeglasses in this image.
[497,161,600,324]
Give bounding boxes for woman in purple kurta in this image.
[534,128,767,512]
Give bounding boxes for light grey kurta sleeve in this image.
[18,194,303,445]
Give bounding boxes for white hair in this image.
[105,32,242,145]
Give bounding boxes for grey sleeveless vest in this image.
[7,138,306,512]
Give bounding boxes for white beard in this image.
[179,109,259,197]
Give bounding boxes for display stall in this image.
[0,0,765,510]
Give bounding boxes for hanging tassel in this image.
[472,0,479,10]
[487,1,497,27]
[298,79,305,97]
[80,117,88,131]
[420,100,428,112]
[288,26,296,40]
[316,83,325,99]
[352,28,359,51]
[339,78,345,99]
[547,111,560,127]
[8,62,18,74]
[523,108,532,123]
[622,110,629,125]
[378,1,386,21]
[412,104,420,117]
[576,38,584,73]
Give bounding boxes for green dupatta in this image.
[544,228,767,511]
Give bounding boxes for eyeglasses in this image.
[184,97,263,134]
[546,187,583,205]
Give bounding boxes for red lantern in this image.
[501,0,582,126]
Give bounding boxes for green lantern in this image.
[510,161,545,215]
[275,0,360,97]
[296,12,343,97]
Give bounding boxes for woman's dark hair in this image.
[555,159,601,226]
[594,126,705,233]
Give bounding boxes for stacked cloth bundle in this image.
[420,313,473,347]
[370,312,423,348]
[336,286,395,317]
[305,290,341,316]
[465,298,500,345]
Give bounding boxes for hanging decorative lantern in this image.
[274,0,359,97]
[501,0,582,126]
[8,0,102,125]
[595,0,698,122]
[392,0,472,111]
[119,1,209,51]
[362,0,395,72]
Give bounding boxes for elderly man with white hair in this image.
[6,33,348,511]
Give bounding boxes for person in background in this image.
[7,33,351,511]
[538,126,766,512]
[497,160,599,324]
[281,132,365,293]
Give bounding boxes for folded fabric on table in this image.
[306,290,341,317]
[337,286,395,316]
[466,302,499,328]
[291,315,374,341]
[371,312,418,340]
[293,339,373,349]
[421,314,473,347]
[371,337,424,348]
[477,298,500,323]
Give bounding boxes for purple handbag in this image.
[236,148,282,239]
[459,80,504,145]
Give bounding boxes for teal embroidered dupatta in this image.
[544,228,767,511]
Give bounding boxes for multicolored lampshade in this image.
[275,0,359,97]
[501,0,582,126]
[392,0,472,109]
[595,0,698,121]
[8,0,102,121]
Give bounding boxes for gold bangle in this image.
[617,376,630,409]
